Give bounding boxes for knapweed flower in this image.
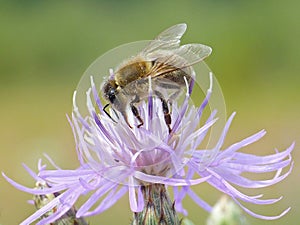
[3,73,293,225]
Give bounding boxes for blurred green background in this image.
[0,0,299,224]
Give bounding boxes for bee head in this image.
[102,80,119,104]
[102,79,129,126]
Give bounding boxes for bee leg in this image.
[122,112,133,129]
[103,104,118,123]
[130,103,144,128]
[154,91,172,133]
[161,98,172,133]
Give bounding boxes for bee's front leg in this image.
[130,96,144,128]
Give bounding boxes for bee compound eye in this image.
[108,89,116,103]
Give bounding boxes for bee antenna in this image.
[103,104,117,123]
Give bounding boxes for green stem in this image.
[131,184,180,225]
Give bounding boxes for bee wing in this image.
[141,24,212,77]
[142,23,187,54]
[171,43,212,66]
[145,43,212,79]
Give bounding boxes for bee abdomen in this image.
[161,67,192,85]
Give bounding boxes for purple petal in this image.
[134,171,211,186]
[233,197,291,220]
[128,177,144,212]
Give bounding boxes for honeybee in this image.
[102,24,212,132]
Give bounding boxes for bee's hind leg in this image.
[153,90,172,133]
[130,96,144,128]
